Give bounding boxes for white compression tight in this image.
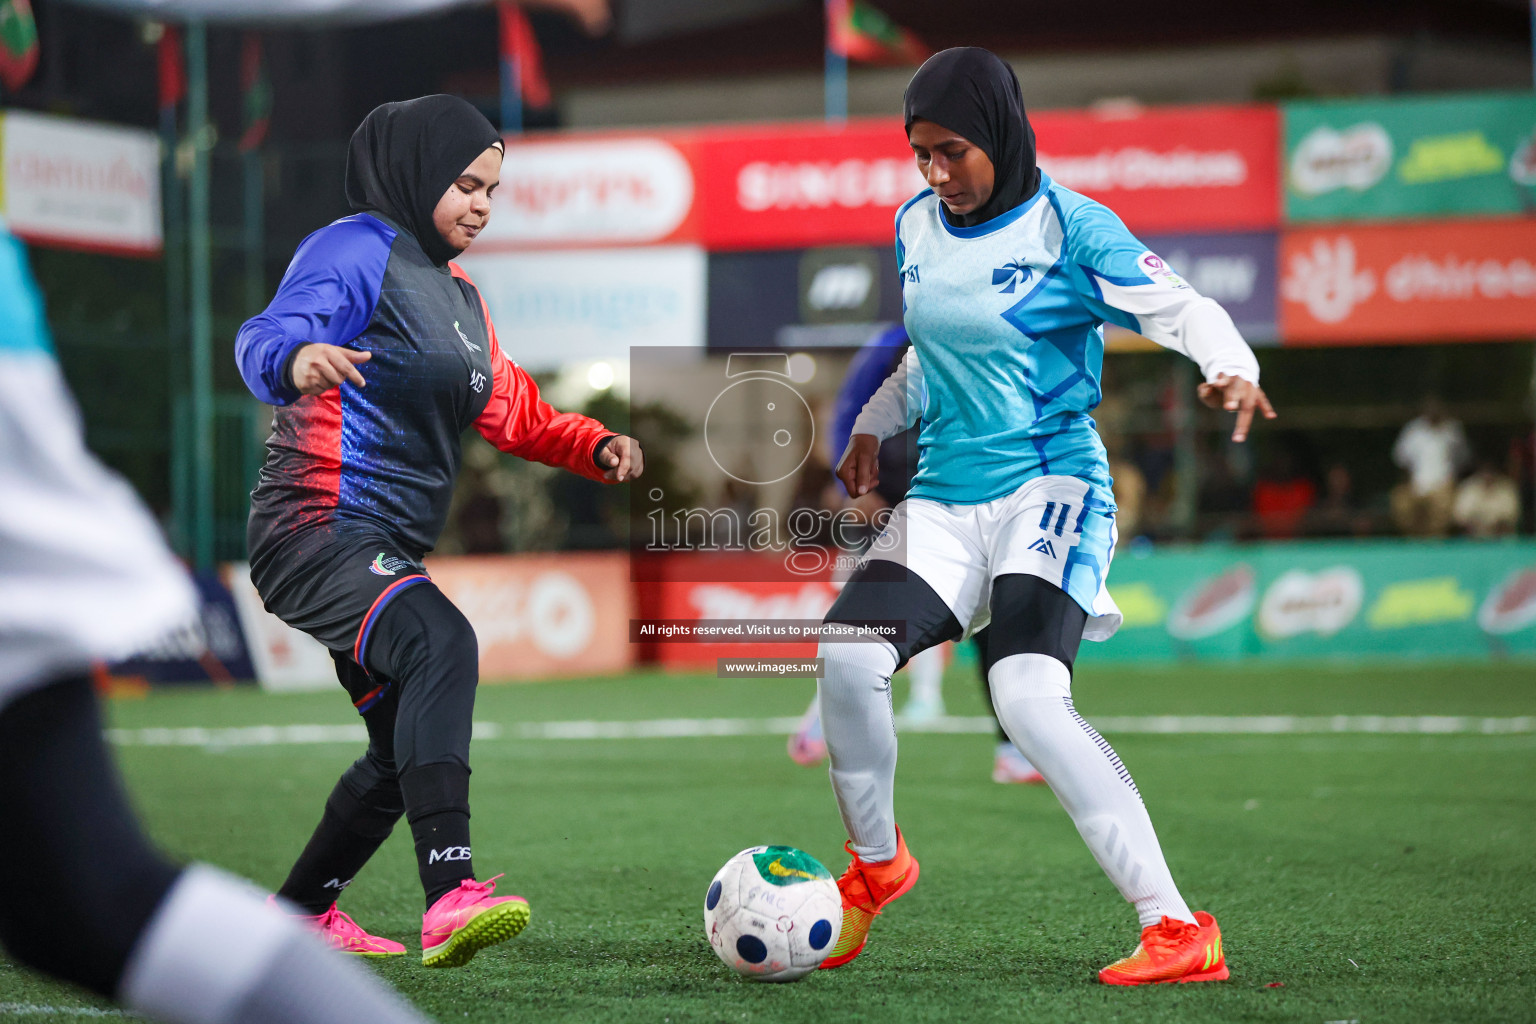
[818,639,902,862]
[819,639,1195,928]
[989,653,1194,928]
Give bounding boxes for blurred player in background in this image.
[0,219,431,1023]
[815,48,1275,983]
[787,324,1044,785]
[1391,396,1469,537]
[236,95,642,968]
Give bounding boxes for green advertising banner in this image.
[1082,539,1536,664]
[1283,92,1536,223]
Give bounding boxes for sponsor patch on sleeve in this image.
[1136,251,1190,289]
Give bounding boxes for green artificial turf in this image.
[1,663,1532,1023]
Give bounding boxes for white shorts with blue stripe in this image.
[865,475,1122,643]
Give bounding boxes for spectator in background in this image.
[1390,396,1468,537]
[782,444,840,548]
[448,447,506,555]
[1197,447,1250,541]
[1107,453,1146,546]
[1310,461,1373,538]
[1096,409,1146,547]
[1251,445,1316,539]
[1506,428,1536,534]
[1453,456,1520,538]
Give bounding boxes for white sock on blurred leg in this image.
[119,865,429,1024]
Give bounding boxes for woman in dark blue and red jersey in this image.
[236,95,642,970]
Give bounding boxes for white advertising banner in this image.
[456,244,706,371]
[1,110,162,255]
[480,137,695,249]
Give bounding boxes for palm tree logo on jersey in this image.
[992,260,1032,293]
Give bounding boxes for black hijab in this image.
[902,47,1039,228]
[344,95,502,265]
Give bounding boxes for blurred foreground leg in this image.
[0,676,432,1024]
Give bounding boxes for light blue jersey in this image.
[0,221,53,357]
[873,171,1253,509]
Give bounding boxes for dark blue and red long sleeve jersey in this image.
[237,212,614,562]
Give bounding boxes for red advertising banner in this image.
[1032,104,1280,234]
[633,553,837,668]
[689,106,1280,249]
[1280,219,1536,345]
[425,552,633,680]
[491,104,1280,253]
[687,119,925,252]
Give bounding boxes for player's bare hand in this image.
[836,433,881,498]
[1197,373,1277,443]
[600,435,644,483]
[291,344,371,395]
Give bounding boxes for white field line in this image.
[1087,715,1535,735]
[104,715,1534,748]
[105,721,502,749]
[512,714,1536,739]
[0,1005,131,1018]
[515,716,807,739]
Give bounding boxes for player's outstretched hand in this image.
[1197,373,1277,443]
[836,433,881,498]
[599,435,644,483]
[291,343,371,395]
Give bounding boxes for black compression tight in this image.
[281,583,481,910]
[0,675,181,999]
[363,583,480,779]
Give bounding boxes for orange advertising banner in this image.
[1280,219,1536,345]
[423,552,633,681]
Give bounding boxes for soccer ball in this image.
[703,845,842,981]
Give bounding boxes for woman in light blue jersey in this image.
[811,47,1275,983]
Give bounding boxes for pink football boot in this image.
[420,874,530,968]
[268,897,405,957]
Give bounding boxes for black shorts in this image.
[250,530,432,665]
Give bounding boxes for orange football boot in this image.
[818,826,920,970]
[1098,911,1228,985]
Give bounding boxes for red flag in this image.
[827,0,929,65]
[497,2,552,110]
[0,0,38,93]
[521,0,609,35]
[157,24,185,110]
[238,33,271,152]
